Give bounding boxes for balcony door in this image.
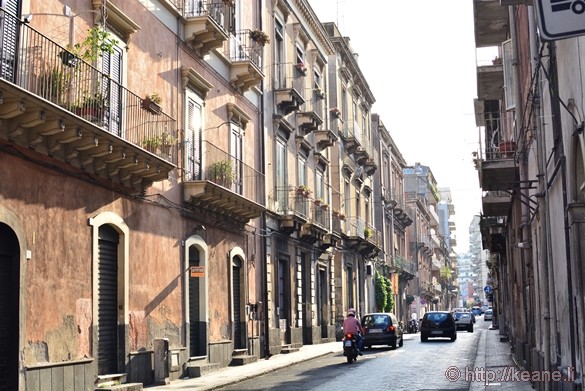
[186,92,203,180]
[230,123,243,194]
[0,0,20,82]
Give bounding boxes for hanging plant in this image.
[374,271,387,312]
[249,29,270,46]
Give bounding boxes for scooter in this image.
[342,332,358,363]
[408,319,419,334]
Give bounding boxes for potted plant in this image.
[62,26,118,67]
[338,213,346,221]
[76,91,107,124]
[321,203,329,211]
[364,227,372,239]
[249,29,270,46]
[296,185,311,196]
[208,159,235,188]
[314,87,326,100]
[314,198,323,206]
[330,107,341,118]
[141,92,163,115]
[295,61,308,76]
[142,135,160,153]
[159,132,176,156]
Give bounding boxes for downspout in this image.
[529,7,551,388]
[510,4,531,360]
[259,0,270,359]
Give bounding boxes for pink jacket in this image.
[343,316,364,335]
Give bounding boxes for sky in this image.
[309,0,486,253]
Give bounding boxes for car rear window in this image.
[362,315,390,327]
[454,313,470,320]
[426,313,448,322]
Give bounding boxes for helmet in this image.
[347,308,356,317]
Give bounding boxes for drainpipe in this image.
[260,0,271,359]
[529,7,552,389]
[509,5,532,361]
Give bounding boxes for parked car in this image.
[361,312,404,349]
[453,311,474,332]
[484,309,493,321]
[420,311,457,342]
[471,306,482,316]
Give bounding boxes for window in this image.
[315,170,324,202]
[230,123,243,193]
[502,39,516,110]
[185,93,203,180]
[276,138,287,210]
[275,18,285,88]
[297,154,307,186]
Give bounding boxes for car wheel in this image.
[468,325,474,333]
[421,334,428,342]
[399,336,404,347]
[450,335,457,342]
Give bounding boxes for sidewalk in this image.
[146,328,533,391]
[470,328,534,390]
[144,342,343,391]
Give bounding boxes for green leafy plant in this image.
[208,159,235,187]
[384,278,394,312]
[68,26,118,63]
[249,29,270,46]
[364,227,372,239]
[374,271,387,312]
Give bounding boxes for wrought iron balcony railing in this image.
[0,11,177,164]
[198,140,264,205]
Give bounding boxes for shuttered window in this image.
[0,0,20,82]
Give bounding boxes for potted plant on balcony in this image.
[330,107,341,118]
[295,61,308,76]
[321,203,329,211]
[297,185,311,197]
[141,92,163,115]
[249,29,270,46]
[314,198,323,206]
[314,87,326,100]
[76,91,107,124]
[142,135,161,153]
[208,159,235,188]
[364,227,372,239]
[159,132,176,157]
[498,140,517,157]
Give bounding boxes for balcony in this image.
[273,63,305,115]
[314,129,338,151]
[473,0,509,48]
[183,141,265,225]
[394,255,416,280]
[0,15,176,191]
[268,186,311,233]
[482,190,512,216]
[363,158,377,176]
[300,203,329,244]
[480,216,506,253]
[344,218,382,257]
[184,0,233,56]
[225,30,265,93]
[479,144,519,190]
[339,120,361,154]
[477,58,504,101]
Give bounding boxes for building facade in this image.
[473,0,585,388]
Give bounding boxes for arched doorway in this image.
[97,224,120,375]
[0,223,19,391]
[184,235,208,358]
[229,247,246,351]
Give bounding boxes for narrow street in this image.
[219,318,490,391]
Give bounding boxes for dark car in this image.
[420,311,457,342]
[361,312,404,349]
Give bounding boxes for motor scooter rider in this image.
[343,308,364,355]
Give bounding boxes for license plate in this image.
[369,329,382,333]
[431,330,443,335]
[344,340,352,347]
